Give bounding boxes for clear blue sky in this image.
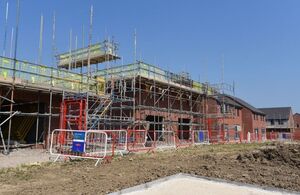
[0,0,299,113]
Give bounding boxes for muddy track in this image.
[0,142,299,195]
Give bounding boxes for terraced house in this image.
[207,94,266,142]
[259,107,294,139]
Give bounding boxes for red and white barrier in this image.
[104,130,128,156]
[127,130,154,152]
[176,130,193,147]
[50,129,108,166]
[154,130,176,149]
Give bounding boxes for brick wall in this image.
[252,112,266,141]
[294,113,300,132]
[241,108,266,141]
[223,108,243,139]
[293,114,300,140]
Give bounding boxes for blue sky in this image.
[0,0,299,112]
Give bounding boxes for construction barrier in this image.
[51,129,300,166]
[267,132,293,142]
[154,130,176,149]
[104,130,128,156]
[194,130,209,144]
[223,129,241,143]
[248,132,260,142]
[50,129,108,166]
[209,129,224,143]
[127,130,154,152]
[278,133,293,141]
[176,130,193,147]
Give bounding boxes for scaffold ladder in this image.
[88,95,112,130]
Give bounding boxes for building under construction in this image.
[0,1,247,156]
[0,36,239,153]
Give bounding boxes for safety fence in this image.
[154,131,176,149]
[223,129,241,143]
[105,130,128,157]
[208,130,223,143]
[50,129,298,165]
[176,130,193,147]
[267,132,293,142]
[50,129,210,164]
[50,129,108,166]
[126,130,153,152]
[50,129,130,165]
[126,130,176,152]
[194,130,210,144]
[208,130,242,144]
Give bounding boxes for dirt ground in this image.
[0,142,299,195]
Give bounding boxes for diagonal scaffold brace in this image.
[0,111,19,155]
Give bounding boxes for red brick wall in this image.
[241,108,266,141]
[252,113,266,140]
[223,108,243,139]
[294,114,300,132]
[223,109,242,126]
[294,114,300,140]
[241,108,253,139]
[207,98,219,114]
[206,97,244,141]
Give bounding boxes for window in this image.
[234,125,240,140]
[278,120,284,125]
[297,124,300,128]
[270,120,274,125]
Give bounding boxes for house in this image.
[206,95,243,142]
[207,94,266,142]
[258,107,294,139]
[226,96,267,141]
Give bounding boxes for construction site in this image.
[0,1,299,195]
[0,12,240,156]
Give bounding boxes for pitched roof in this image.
[214,94,242,108]
[225,95,265,115]
[258,107,292,120]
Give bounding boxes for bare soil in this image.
[0,142,299,195]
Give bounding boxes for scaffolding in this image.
[94,61,236,149]
[56,40,119,69]
[0,52,237,153]
[0,52,107,152]
[60,92,134,131]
